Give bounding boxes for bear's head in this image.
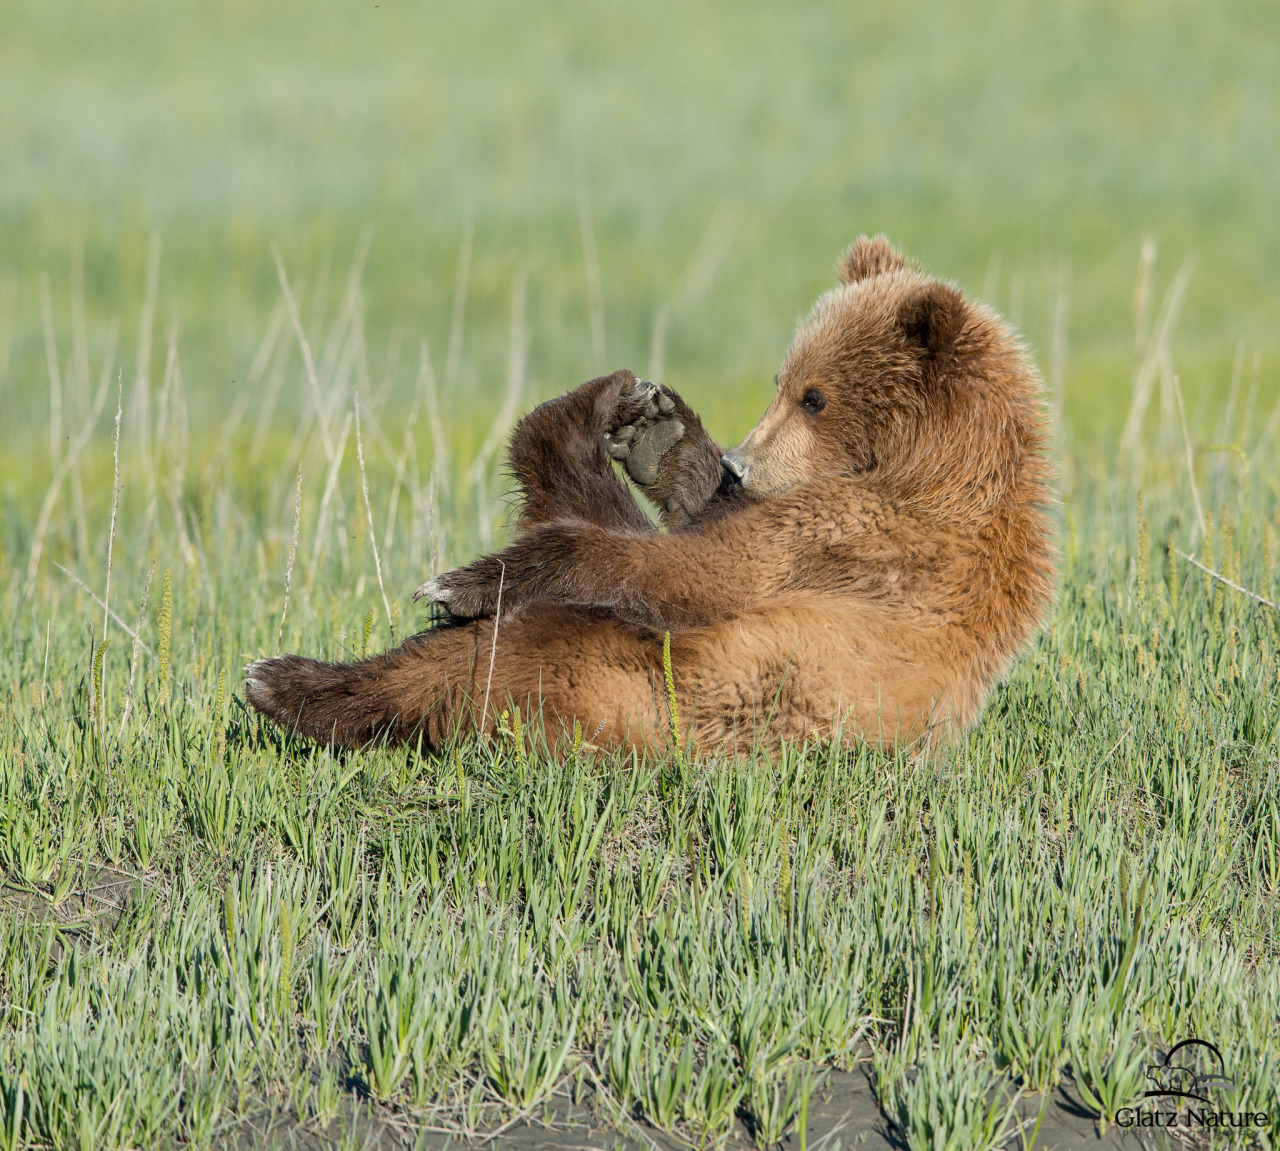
[721,236,1047,523]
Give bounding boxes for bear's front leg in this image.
[414,522,605,620]
[414,518,747,631]
[604,382,725,528]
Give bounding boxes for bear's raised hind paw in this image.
[604,381,687,488]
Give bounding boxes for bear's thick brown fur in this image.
[245,237,1055,754]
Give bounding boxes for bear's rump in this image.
[669,597,959,748]
[478,598,961,751]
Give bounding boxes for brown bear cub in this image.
[245,237,1055,754]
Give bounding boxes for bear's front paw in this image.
[413,559,503,618]
[243,657,285,718]
[604,379,686,487]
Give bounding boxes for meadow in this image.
[1,1,1279,1148]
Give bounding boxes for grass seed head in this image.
[157,568,172,700]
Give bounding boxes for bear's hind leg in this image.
[506,369,725,533]
[506,370,654,532]
[245,625,487,749]
[245,605,669,753]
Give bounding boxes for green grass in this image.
[0,285,1277,1146]
[1,1,1280,1148]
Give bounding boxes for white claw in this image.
[243,660,272,706]
[413,577,450,604]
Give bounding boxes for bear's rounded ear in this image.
[897,282,966,358]
[838,235,907,284]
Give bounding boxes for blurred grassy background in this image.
[1,0,1277,450]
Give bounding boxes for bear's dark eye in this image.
[801,389,828,414]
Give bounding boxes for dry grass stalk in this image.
[409,471,443,579]
[103,375,123,642]
[1132,237,1157,362]
[277,464,303,653]
[38,273,63,468]
[52,562,153,656]
[355,391,393,636]
[1176,550,1278,612]
[133,232,162,456]
[160,326,197,568]
[383,424,416,554]
[318,291,364,440]
[67,247,93,564]
[307,412,354,590]
[383,370,423,552]
[316,225,373,394]
[273,244,335,465]
[247,299,290,462]
[145,320,179,550]
[428,475,443,575]
[478,561,505,738]
[419,338,449,494]
[25,322,118,592]
[1172,372,1208,541]
[40,620,51,705]
[119,558,156,733]
[211,391,252,481]
[352,285,373,399]
[1120,257,1194,454]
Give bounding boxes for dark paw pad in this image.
[605,382,686,487]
